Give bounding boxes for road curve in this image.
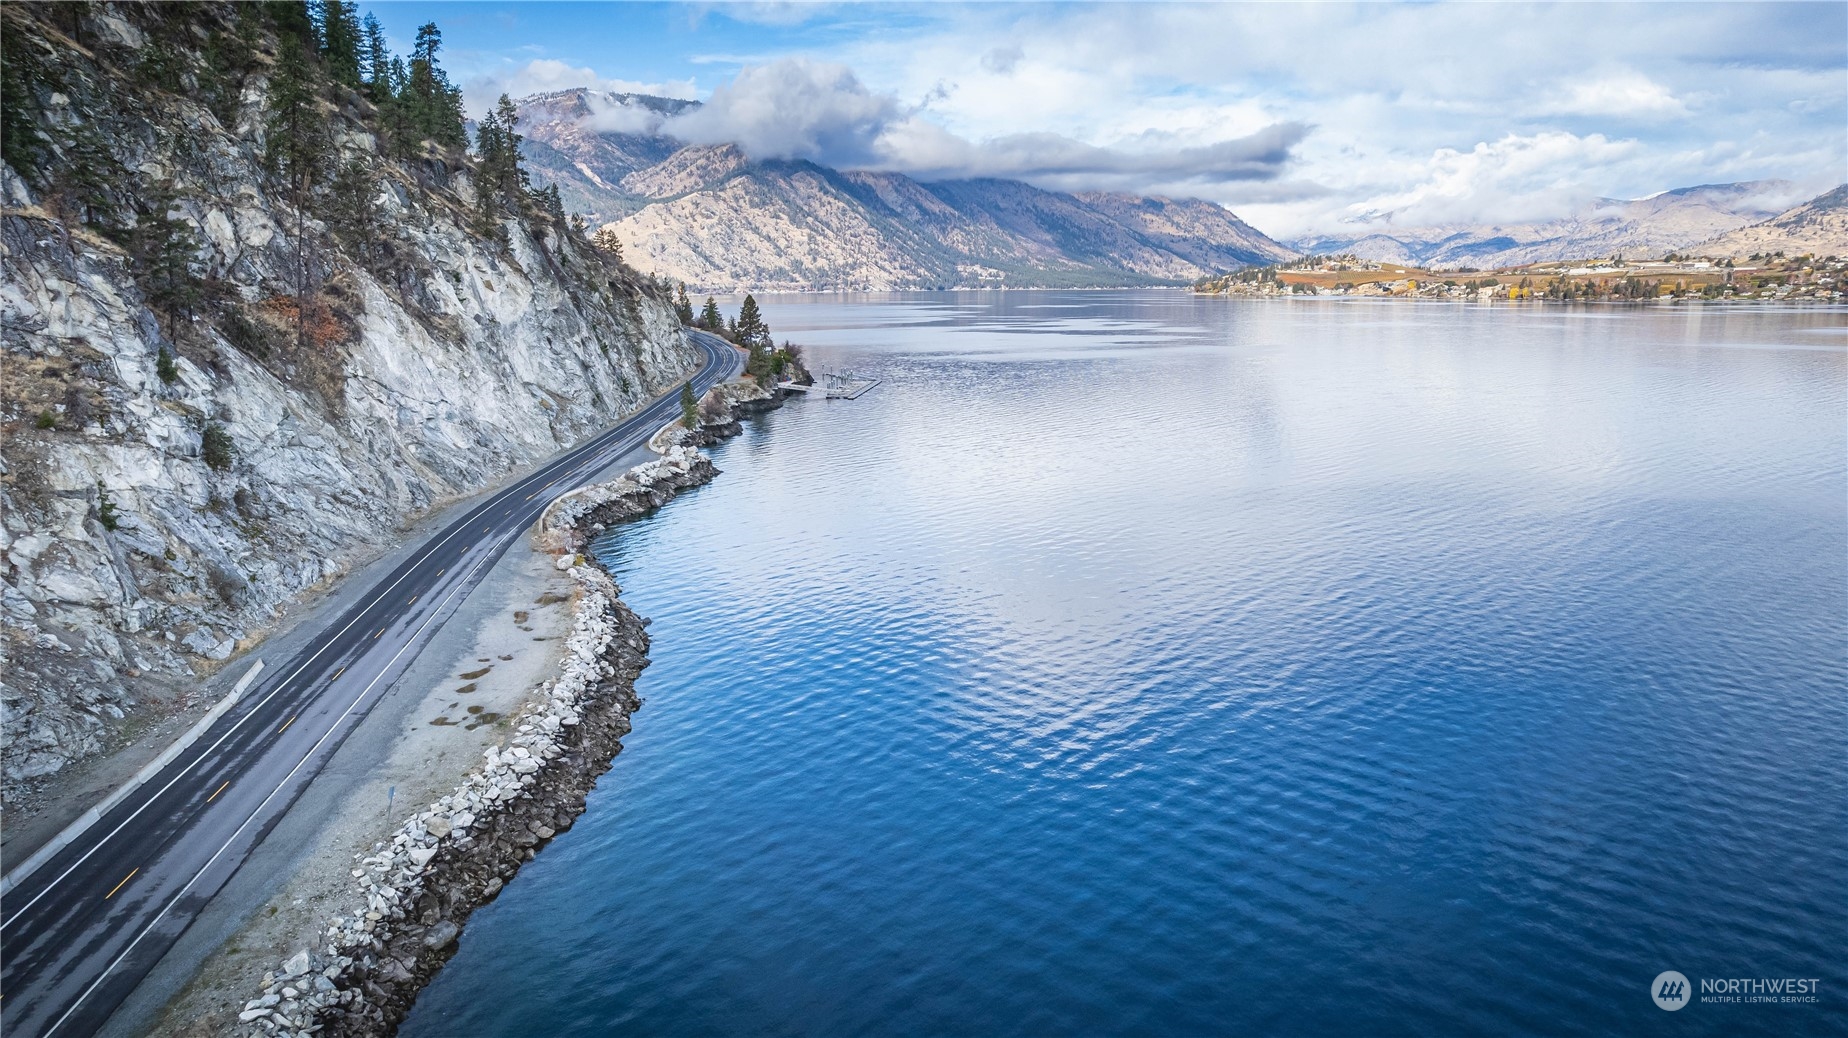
[0,331,741,1038]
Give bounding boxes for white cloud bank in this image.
[472,1,1846,238]
[653,58,1305,189]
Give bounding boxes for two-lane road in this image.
[1,331,741,1038]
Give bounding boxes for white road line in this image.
[17,349,729,1033]
[1,368,710,926]
[42,529,508,1038]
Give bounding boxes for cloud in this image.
[655,58,1302,190]
[1343,132,1643,228]
[663,59,902,165]
[1548,72,1688,119]
[464,59,696,117]
[796,1,1844,234]
[980,45,1023,75]
[583,94,675,135]
[462,0,1844,236]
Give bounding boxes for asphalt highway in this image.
[0,331,741,1038]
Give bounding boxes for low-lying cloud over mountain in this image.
[1291,182,1803,268]
[430,1,1844,240]
[554,59,1304,194]
[1697,185,1848,258]
[514,88,1294,291]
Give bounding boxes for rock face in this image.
[1697,184,1848,257]
[229,397,759,1038]
[1294,181,1800,267]
[512,88,1293,290]
[0,4,700,789]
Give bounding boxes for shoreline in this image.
[212,376,786,1038]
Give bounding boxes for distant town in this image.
[1194,252,1844,303]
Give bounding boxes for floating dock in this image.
[780,371,880,399]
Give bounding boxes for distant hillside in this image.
[1294,182,1795,268]
[514,89,695,223]
[514,88,1293,291]
[1696,185,1848,257]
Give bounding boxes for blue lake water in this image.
[400,293,1847,1036]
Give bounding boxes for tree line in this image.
[667,289,804,385]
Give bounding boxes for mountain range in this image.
[515,90,1845,288]
[514,89,1293,291]
[1288,182,1813,268]
[1695,184,1848,257]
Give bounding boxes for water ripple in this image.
[402,294,1847,1038]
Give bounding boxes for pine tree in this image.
[734,294,770,350]
[674,284,694,325]
[698,296,723,332]
[405,23,467,150]
[264,37,332,347]
[327,158,380,265]
[377,55,413,154]
[202,423,236,470]
[680,382,698,428]
[63,124,120,229]
[265,0,318,51]
[131,183,201,340]
[532,183,565,223]
[472,93,529,238]
[489,94,527,203]
[1,34,45,175]
[264,37,332,195]
[361,14,389,98]
[590,226,625,259]
[315,0,362,88]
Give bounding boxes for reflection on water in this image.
[402,293,1847,1037]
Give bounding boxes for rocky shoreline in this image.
[225,381,782,1038]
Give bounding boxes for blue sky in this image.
[361,2,1848,236]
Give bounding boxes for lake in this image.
[400,293,1847,1036]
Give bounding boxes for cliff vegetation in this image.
[0,1,701,790]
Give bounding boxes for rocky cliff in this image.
[513,88,1294,291]
[0,3,700,790]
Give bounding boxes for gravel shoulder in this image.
[126,535,575,1037]
[100,436,667,1038]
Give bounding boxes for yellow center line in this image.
[408,595,418,605]
[374,628,384,639]
[105,868,139,900]
[334,665,346,678]
[206,780,230,803]
[436,568,445,577]
[278,714,297,734]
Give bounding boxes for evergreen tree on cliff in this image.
[698,296,723,332]
[130,181,201,341]
[475,95,528,209]
[403,22,466,151]
[734,294,771,350]
[314,0,362,88]
[265,0,318,50]
[674,284,695,325]
[360,13,391,100]
[263,34,332,345]
[680,382,698,429]
[590,227,625,260]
